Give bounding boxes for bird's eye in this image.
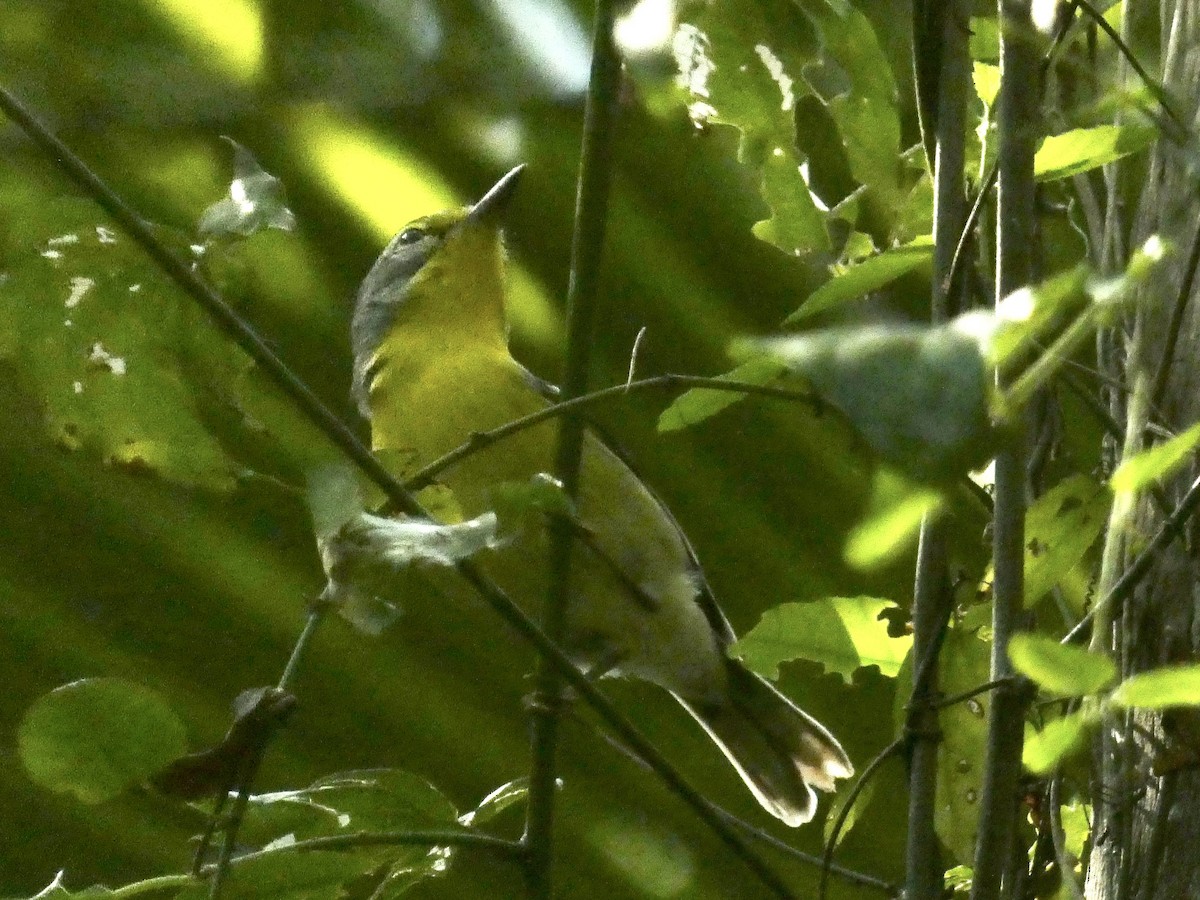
[396,227,425,245]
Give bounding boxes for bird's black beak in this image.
[465,164,525,227]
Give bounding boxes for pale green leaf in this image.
[1111,422,1200,495]
[19,678,188,804]
[1023,710,1093,774]
[785,237,934,324]
[657,356,786,433]
[844,469,944,570]
[1023,475,1111,606]
[1111,664,1200,709]
[1008,634,1116,696]
[1034,125,1158,182]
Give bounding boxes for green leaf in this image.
[731,597,912,682]
[198,138,296,239]
[987,265,1090,368]
[18,678,188,804]
[844,469,944,570]
[460,777,530,827]
[656,356,787,433]
[0,199,242,490]
[824,777,874,850]
[675,5,829,254]
[1023,710,1093,774]
[243,769,459,846]
[173,853,373,899]
[972,62,1000,107]
[1034,125,1158,182]
[785,237,934,324]
[1111,664,1200,709]
[1023,475,1112,606]
[793,0,903,222]
[1111,422,1200,495]
[752,321,994,480]
[1008,634,1116,696]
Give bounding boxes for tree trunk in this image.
[1085,3,1200,898]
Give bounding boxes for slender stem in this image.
[205,829,525,868]
[819,739,907,900]
[970,1,1038,897]
[1148,215,1200,418]
[208,744,269,899]
[403,375,820,492]
[712,808,897,896]
[1048,774,1085,900]
[1063,471,1200,646]
[523,1,621,895]
[109,875,195,898]
[907,4,969,898]
[931,677,1015,711]
[279,606,325,692]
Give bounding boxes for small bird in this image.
[350,165,852,825]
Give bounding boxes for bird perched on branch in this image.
[349,165,852,825]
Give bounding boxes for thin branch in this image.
[1071,0,1187,136]
[713,808,898,896]
[970,0,1038,895]
[1063,470,1200,645]
[908,3,969,897]
[524,0,622,893]
[932,677,1016,711]
[403,375,820,492]
[1148,215,1200,417]
[818,739,907,900]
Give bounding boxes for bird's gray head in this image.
[350,165,524,417]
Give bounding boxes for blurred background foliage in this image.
[0,0,938,896]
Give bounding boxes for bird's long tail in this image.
[674,660,853,826]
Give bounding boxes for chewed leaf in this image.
[1022,474,1111,607]
[732,597,912,682]
[19,678,188,804]
[674,4,829,254]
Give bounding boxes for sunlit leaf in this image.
[973,62,1000,107]
[1023,710,1093,774]
[19,678,188,804]
[1022,475,1111,606]
[792,0,903,221]
[1008,634,1116,696]
[785,237,934,324]
[1111,422,1200,495]
[657,356,787,433]
[844,469,944,570]
[674,4,829,253]
[1111,664,1200,709]
[1034,124,1158,182]
[460,778,530,827]
[732,597,912,682]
